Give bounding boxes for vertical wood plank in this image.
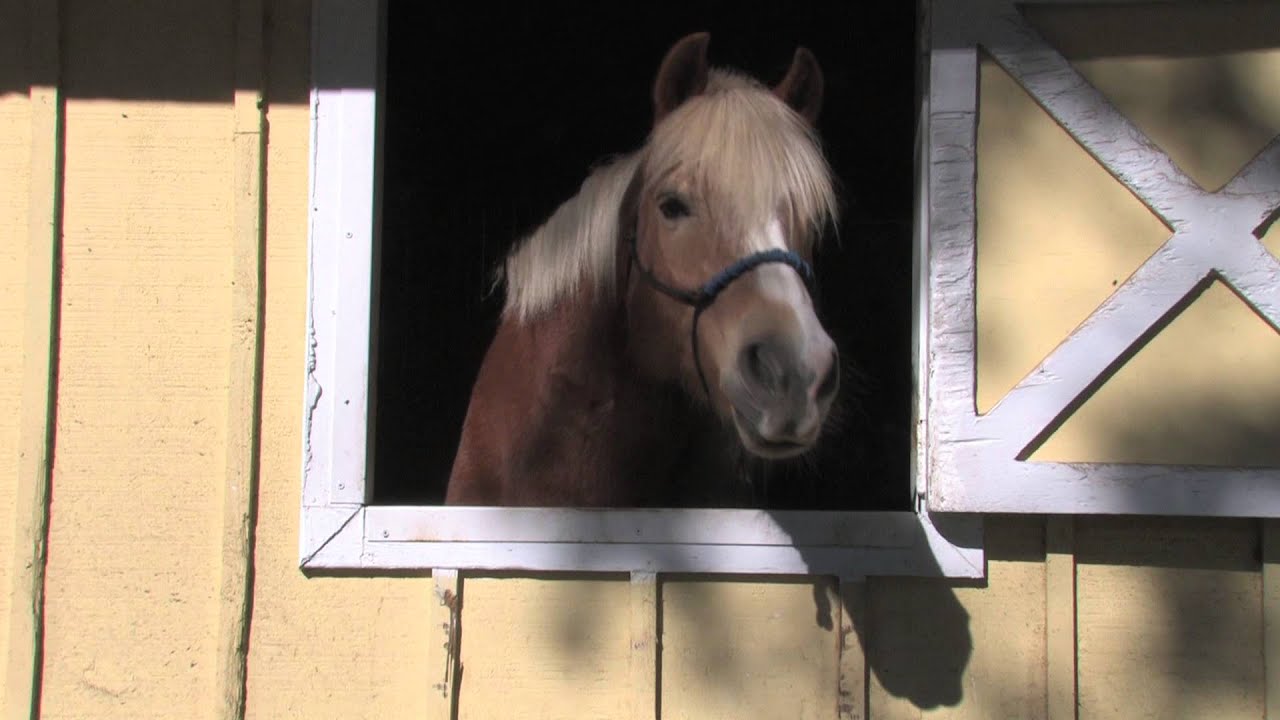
[1076,518,1262,719]
[1265,520,1278,720]
[1045,517,1077,720]
[452,577,631,719]
[44,2,236,713]
[214,0,266,718]
[661,578,838,720]
[836,578,867,720]
[428,569,461,720]
[4,1,61,718]
[629,572,658,720]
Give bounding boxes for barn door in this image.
[923,0,1280,515]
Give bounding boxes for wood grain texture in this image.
[242,3,432,717]
[868,516,1046,720]
[4,1,56,718]
[661,578,838,720]
[456,577,631,720]
[1076,518,1263,719]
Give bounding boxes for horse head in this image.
[623,33,840,459]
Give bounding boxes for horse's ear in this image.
[653,32,711,123]
[773,47,824,125]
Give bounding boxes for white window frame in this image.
[924,0,1280,516]
[300,0,984,576]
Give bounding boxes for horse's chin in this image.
[730,407,818,460]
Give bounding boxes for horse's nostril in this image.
[739,340,784,393]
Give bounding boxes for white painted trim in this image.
[367,507,921,547]
[306,506,983,577]
[924,0,1280,516]
[301,0,381,563]
[299,0,985,577]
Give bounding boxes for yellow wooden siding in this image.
[661,578,838,720]
[38,1,237,714]
[1076,518,1264,719]
[0,0,32,685]
[454,577,631,719]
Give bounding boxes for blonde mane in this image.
[502,69,838,322]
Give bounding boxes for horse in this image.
[444,32,841,507]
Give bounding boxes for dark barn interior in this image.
[373,1,918,510]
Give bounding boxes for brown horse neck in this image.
[446,285,752,507]
[573,289,752,504]
[532,290,745,506]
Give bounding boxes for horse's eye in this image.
[658,195,691,220]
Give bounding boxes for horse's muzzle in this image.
[725,333,838,458]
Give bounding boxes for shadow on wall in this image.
[0,0,310,104]
[458,514,976,717]
[850,577,974,711]
[774,513,976,712]
[1072,516,1267,718]
[1028,292,1280,472]
[1023,1,1280,195]
[975,1,1280,425]
[973,3,1280,470]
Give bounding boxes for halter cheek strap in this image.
[628,236,817,399]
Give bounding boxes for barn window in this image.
[302,0,983,575]
[303,0,1280,574]
[373,6,915,512]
